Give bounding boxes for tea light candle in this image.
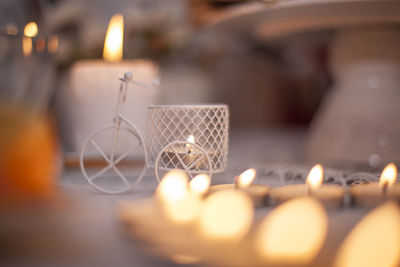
[269,164,344,208]
[64,14,159,155]
[350,163,400,207]
[146,105,229,178]
[162,135,215,170]
[208,168,270,207]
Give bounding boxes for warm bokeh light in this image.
[185,135,195,153]
[0,110,58,201]
[36,37,46,53]
[198,190,253,241]
[156,169,188,202]
[24,22,38,37]
[47,35,59,54]
[22,37,32,57]
[162,191,202,225]
[156,170,201,224]
[379,163,397,189]
[334,202,400,267]
[189,174,210,195]
[306,164,324,191]
[236,168,256,188]
[256,197,328,264]
[187,135,195,144]
[169,253,201,265]
[103,14,123,62]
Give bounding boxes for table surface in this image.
[0,128,373,267]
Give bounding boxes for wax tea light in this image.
[269,164,344,208]
[350,163,400,207]
[209,168,270,207]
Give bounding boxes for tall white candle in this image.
[61,14,159,157]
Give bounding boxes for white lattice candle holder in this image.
[146,104,229,180]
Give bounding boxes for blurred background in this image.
[2,0,400,173]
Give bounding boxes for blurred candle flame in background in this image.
[189,174,210,195]
[156,169,188,202]
[379,163,397,189]
[236,168,256,188]
[334,201,400,267]
[256,197,328,264]
[156,170,201,225]
[22,37,32,57]
[306,164,323,191]
[23,22,38,37]
[103,14,124,62]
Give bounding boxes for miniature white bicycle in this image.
[80,72,152,194]
[80,72,215,194]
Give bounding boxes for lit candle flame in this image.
[103,14,123,62]
[156,170,201,225]
[156,169,188,202]
[22,22,38,57]
[306,164,324,191]
[379,163,397,191]
[189,174,210,195]
[185,135,195,153]
[236,168,256,188]
[187,135,195,144]
[24,22,38,37]
[334,202,400,267]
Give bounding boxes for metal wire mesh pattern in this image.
[146,104,229,173]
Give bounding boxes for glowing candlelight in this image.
[350,163,400,206]
[306,164,323,193]
[156,170,201,225]
[24,22,38,37]
[22,22,38,58]
[189,174,210,196]
[236,168,256,188]
[334,202,400,267]
[209,168,269,207]
[379,163,397,194]
[22,37,32,57]
[156,169,188,202]
[47,35,58,54]
[198,190,253,241]
[185,135,195,153]
[269,164,344,208]
[256,197,328,264]
[103,14,124,62]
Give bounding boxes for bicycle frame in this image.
[109,75,154,166]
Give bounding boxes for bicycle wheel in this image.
[155,140,212,182]
[80,125,146,194]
